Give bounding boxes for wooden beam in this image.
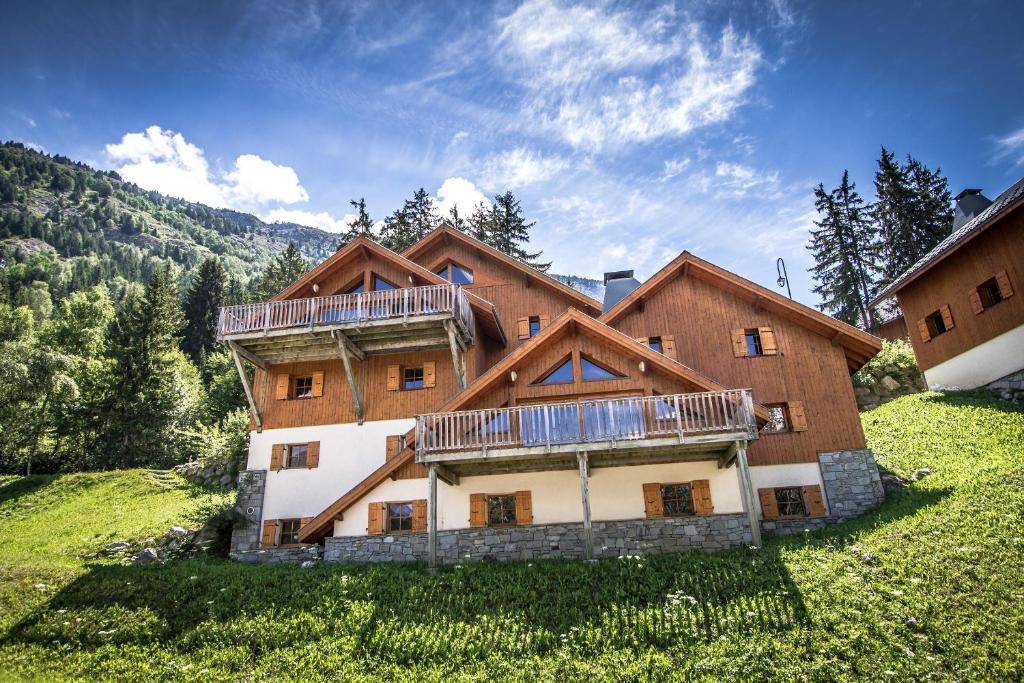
[577,452,593,560]
[226,340,267,370]
[427,464,438,570]
[229,346,263,432]
[734,441,761,547]
[331,329,366,361]
[435,463,459,486]
[831,330,843,347]
[445,320,467,390]
[719,441,739,469]
[333,331,364,425]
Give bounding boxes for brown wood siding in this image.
[279,249,426,300]
[608,272,866,466]
[872,315,909,342]
[896,212,1024,371]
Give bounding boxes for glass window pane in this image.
[581,357,619,381]
[529,317,540,337]
[450,264,473,284]
[535,359,573,385]
[745,330,762,356]
[436,265,450,280]
[373,276,395,291]
[649,337,663,353]
[347,282,364,294]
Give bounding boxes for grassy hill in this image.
[0,391,1021,681]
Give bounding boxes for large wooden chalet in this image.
[223,226,885,565]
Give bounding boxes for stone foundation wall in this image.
[324,514,753,564]
[229,469,266,559]
[988,368,1024,402]
[233,544,322,565]
[818,449,885,520]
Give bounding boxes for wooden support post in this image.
[445,320,467,391]
[427,463,438,570]
[229,345,263,432]
[226,340,267,370]
[333,331,365,424]
[734,441,762,547]
[577,451,594,560]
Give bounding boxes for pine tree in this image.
[337,198,375,250]
[447,205,467,232]
[487,191,550,272]
[467,202,492,243]
[379,188,439,252]
[181,256,226,364]
[807,172,878,328]
[905,156,954,251]
[250,243,310,301]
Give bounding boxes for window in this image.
[774,487,806,517]
[744,329,764,356]
[346,281,365,294]
[661,484,694,516]
[286,444,308,468]
[293,375,313,400]
[764,403,790,433]
[529,316,541,337]
[373,275,395,291]
[486,494,518,526]
[977,277,1004,309]
[533,357,574,385]
[403,367,424,390]
[436,262,474,284]
[387,502,414,532]
[648,336,663,353]
[279,519,302,545]
[580,356,623,381]
[925,309,947,338]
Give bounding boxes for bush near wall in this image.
[853,339,927,410]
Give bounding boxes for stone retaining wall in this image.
[229,469,266,559]
[324,514,753,564]
[818,449,885,520]
[233,544,322,565]
[988,368,1024,403]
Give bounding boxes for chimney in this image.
[953,188,993,230]
[602,270,641,312]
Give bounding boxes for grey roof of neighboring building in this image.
[871,176,1024,305]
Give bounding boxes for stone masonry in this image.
[988,368,1024,403]
[229,469,266,559]
[324,513,752,564]
[818,448,885,521]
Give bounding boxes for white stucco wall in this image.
[748,462,826,515]
[248,418,415,522]
[333,460,745,536]
[923,323,1024,390]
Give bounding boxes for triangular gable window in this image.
[532,357,574,385]
[581,356,623,382]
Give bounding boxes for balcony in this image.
[217,284,474,364]
[415,389,758,476]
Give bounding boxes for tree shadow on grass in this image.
[0,475,54,505]
[919,389,1024,414]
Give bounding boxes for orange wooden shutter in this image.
[423,361,436,388]
[469,493,487,527]
[261,520,277,547]
[311,371,324,397]
[758,327,778,355]
[968,288,984,315]
[386,435,401,460]
[788,401,807,432]
[731,329,747,357]
[300,516,312,529]
[386,365,400,391]
[306,441,320,468]
[539,314,550,330]
[758,488,779,520]
[662,335,677,360]
[691,479,713,515]
[275,374,290,400]
[514,491,533,526]
[269,444,284,471]
[917,318,931,342]
[996,269,1014,299]
[802,485,826,517]
[636,337,650,348]
[367,502,386,534]
[516,317,531,340]
[411,499,427,532]
[940,304,954,330]
[642,483,664,518]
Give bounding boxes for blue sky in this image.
[3,0,1023,305]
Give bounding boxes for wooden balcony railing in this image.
[416,389,757,459]
[217,284,473,339]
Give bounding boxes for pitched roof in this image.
[870,176,1024,305]
[403,225,604,315]
[271,235,506,344]
[298,307,770,542]
[600,251,882,371]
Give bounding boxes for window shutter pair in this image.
[423,361,436,388]
[386,363,436,390]
[386,365,400,391]
[269,442,319,470]
[469,493,487,527]
[758,485,826,519]
[275,374,290,400]
[788,402,808,432]
[261,520,277,547]
[386,435,402,460]
[642,481,712,516]
[514,490,533,526]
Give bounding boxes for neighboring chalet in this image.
[221,226,885,565]
[870,178,1024,397]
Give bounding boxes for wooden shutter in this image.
[469,493,487,527]
[731,329,747,357]
[275,374,290,400]
[802,485,826,517]
[691,479,713,515]
[917,318,931,343]
[386,365,400,391]
[311,371,324,397]
[758,327,778,355]
[306,441,320,468]
[367,502,386,535]
[386,435,401,460]
[261,520,277,547]
[968,288,985,315]
[788,401,807,432]
[514,491,533,526]
[423,361,436,388]
[635,337,650,348]
[996,269,1014,299]
[411,499,427,532]
[539,314,550,330]
[300,516,312,529]
[642,483,664,518]
[269,444,284,471]
[940,304,955,330]
[662,335,677,360]
[516,317,531,340]
[758,488,779,520]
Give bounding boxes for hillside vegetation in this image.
[0,391,1021,681]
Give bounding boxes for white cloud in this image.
[693,161,782,198]
[24,117,37,128]
[495,1,763,151]
[262,208,356,234]
[661,156,691,181]
[224,154,309,205]
[995,126,1024,166]
[478,147,569,190]
[435,177,490,218]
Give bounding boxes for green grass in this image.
[0,392,1022,681]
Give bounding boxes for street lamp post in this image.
[776,257,792,300]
